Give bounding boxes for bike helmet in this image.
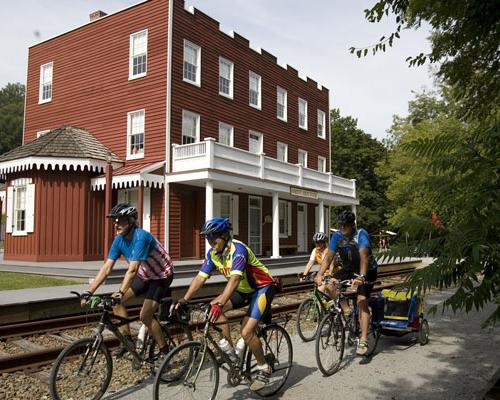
[337,210,356,227]
[201,217,232,235]
[313,232,328,243]
[107,203,138,220]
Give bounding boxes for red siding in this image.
[170,0,330,170]
[24,0,169,166]
[150,187,165,244]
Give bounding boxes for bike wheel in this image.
[315,313,345,376]
[153,341,219,400]
[296,298,322,342]
[148,321,193,365]
[245,324,293,397]
[49,337,113,400]
[418,318,430,345]
[365,311,381,357]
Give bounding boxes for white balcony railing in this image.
[172,138,356,198]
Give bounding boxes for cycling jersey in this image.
[108,227,174,281]
[198,239,274,293]
[328,228,377,272]
[309,247,329,265]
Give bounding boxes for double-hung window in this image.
[279,200,291,237]
[218,122,233,146]
[249,71,261,109]
[127,110,145,159]
[183,40,201,85]
[298,149,308,168]
[249,131,263,154]
[182,110,200,144]
[129,30,148,79]
[318,156,326,172]
[277,86,287,121]
[277,142,288,162]
[219,57,233,98]
[299,98,308,130]
[6,178,35,236]
[39,62,53,103]
[317,109,326,139]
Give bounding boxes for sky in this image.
[0,0,434,142]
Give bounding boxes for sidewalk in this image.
[103,289,499,400]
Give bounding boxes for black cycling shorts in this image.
[131,274,173,303]
[230,284,277,321]
[332,268,377,298]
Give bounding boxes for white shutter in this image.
[324,206,330,234]
[315,206,319,233]
[213,193,221,217]
[143,187,151,232]
[232,194,239,235]
[287,201,292,236]
[6,186,13,233]
[25,183,35,233]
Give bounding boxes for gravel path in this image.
[105,288,500,400]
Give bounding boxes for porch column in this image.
[271,192,281,259]
[351,205,357,217]
[318,199,325,233]
[103,159,113,261]
[137,183,144,227]
[205,180,213,249]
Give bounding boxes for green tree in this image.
[330,108,389,234]
[354,1,500,325]
[0,83,25,156]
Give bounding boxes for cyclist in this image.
[175,217,277,391]
[81,203,174,357]
[315,210,378,356]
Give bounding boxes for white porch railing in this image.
[172,138,356,198]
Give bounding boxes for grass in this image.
[0,271,82,290]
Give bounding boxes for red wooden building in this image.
[0,0,358,261]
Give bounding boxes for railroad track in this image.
[0,262,417,374]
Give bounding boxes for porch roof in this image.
[0,126,123,175]
[90,161,165,190]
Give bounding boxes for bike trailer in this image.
[372,289,424,331]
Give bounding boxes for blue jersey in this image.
[328,228,377,272]
[108,227,174,281]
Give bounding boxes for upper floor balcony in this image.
[169,138,357,205]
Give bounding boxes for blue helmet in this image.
[201,217,232,235]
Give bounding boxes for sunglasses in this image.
[205,233,220,242]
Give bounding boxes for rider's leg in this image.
[140,299,164,347]
[357,294,369,341]
[216,301,234,346]
[112,288,136,336]
[241,316,266,364]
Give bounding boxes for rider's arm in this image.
[183,274,207,301]
[211,274,241,306]
[302,250,316,277]
[87,258,115,294]
[358,247,369,279]
[118,260,140,294]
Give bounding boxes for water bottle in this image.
[136,324,147,353]
[235,337,246,359]
[218,338,238,363]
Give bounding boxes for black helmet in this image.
[201,217,232,235]
[337,210,356,227]
[313,232,328,243]
[107,203,138,220]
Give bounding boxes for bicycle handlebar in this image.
[71,291,121,309]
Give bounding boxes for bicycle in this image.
[153,303,293,400]
[315,277,381,376]
[49,291,192,400]
[296,272,334,341]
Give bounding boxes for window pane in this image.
[182,112,198,144]
[220,195,231,218]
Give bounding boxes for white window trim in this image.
[298,149,308,168]
[218,57,234,99]
[249,71,261,110]
[218,122,234,147]
[126,109,145,160]
[183,39,201,87]
[249,130,263,154]
[277,86,287,122]
[37,130,50,138]
[299,98,308,130]
[317,109,326,139]
[248,195,262,255]
[318,155,327,172]
[277,141,288,163]
[129,29,148,80]
[8,178,35,236]
[182,110,201,144]
[38,62,53,104]
[214,192,239,235]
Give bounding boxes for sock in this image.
[257,363,270,371]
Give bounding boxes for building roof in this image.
[0,126,122,163]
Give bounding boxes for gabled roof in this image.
[0,126,121,163]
